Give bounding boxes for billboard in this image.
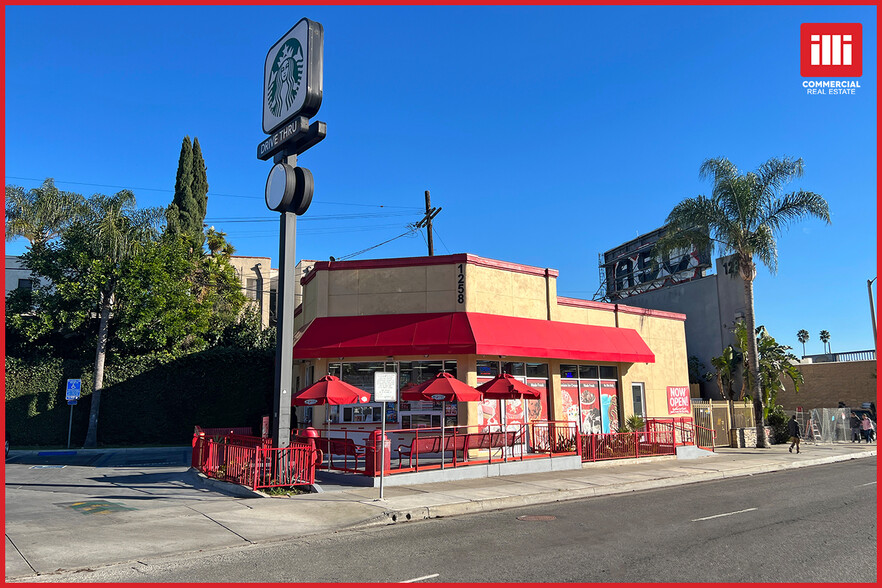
[599,225,712,301]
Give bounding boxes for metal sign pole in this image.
[67,405,74,449]
[272,153,297,449]
[379,401,386,500]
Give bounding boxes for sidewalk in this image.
[5,442,876,581]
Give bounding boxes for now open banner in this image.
[667,386,691,414]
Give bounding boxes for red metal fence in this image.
[192,429,316,489]
[581,430,676,461]
[293,420,581,476]
[645,417,716,451]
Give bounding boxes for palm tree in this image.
[797,329,810,357]
[819,330,831,354]
[656,156,830,447]
[5,179,86,245]
[81,191,164,448]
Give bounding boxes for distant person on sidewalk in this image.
[788,415,801,454]
[850,412,862,442]
[860,414,874,443]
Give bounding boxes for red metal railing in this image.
[645,417,716,451]
[192,429,316,489]
[581,430,676,462]
[294,421,581,476]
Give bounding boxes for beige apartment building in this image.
[290,253,691,434]
[229,256,316,328]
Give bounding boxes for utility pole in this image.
[417,191,441,256]
[425,190,434,256]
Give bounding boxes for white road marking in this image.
[400,574,440,583]
[692,507,757,522]
[856,481,877,487]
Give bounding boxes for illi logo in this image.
[267,39,304,118]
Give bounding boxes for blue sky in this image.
[4,5,877,356]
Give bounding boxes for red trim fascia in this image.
[557,297,616,312]
[615,304,687,322]
[305,253,559,280]
[229,255,272,260]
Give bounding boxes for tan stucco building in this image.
[289,254,691,434]
[229,256,316,328]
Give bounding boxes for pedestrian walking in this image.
[850,412,862,442]
[860,414,873,443]
[788,415,801,454]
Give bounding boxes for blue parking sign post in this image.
[66,380,81,449]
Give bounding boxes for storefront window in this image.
[502,361,526,376]
[559,364,620,434]
[579,365,599,379]
[316,359,461,428]
[476,360,499,378]
[328,361,395,424]
[526,363,548,378]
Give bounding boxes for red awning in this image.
[292,312,655,363]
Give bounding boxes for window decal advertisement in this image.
[526,379,549,422]
[599,381,619,433]
[477,377,499,432]
[579,380,601,434]
[561,380,580,426]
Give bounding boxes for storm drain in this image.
[516,515,556,521]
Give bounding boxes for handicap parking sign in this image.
[65,379,82,401]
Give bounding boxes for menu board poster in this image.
[579,381,601,434]
[667,385,691,415]
[599,381,619,433]
[560,380,580,425]
[526,379,549,422]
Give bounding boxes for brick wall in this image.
[775,360,876,411]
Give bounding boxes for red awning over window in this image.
[292,312,655,363]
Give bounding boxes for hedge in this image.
[5,348,274,447]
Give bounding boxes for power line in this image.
[432,227,451,255]
[4,175,424,210]
[335,228,419,261]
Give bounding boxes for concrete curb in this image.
[186,469,266,498]
[351,449,876,531]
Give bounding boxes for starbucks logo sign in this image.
[262,18,324,134]
[267,40,304,118]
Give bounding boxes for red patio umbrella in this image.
[400,372,483,468]
[291,375,371,436]
[476,373,542,461]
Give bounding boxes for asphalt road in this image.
[20,457,876,583]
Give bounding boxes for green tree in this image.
[735,322,804,418]
[710,345,742,400]
[797,329,809,357]
[656,156,830,447]
[77,192,165,447]
[5,179,86,245]
[819,329,831,354]
[192,137,209,232]
[166,136,205,241]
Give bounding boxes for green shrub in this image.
[5,348,274,447]
[766,404,790,443]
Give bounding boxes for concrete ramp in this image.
[676,445,717,459]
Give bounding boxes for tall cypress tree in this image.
[167,136,199,238]
[192,137,209,232]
